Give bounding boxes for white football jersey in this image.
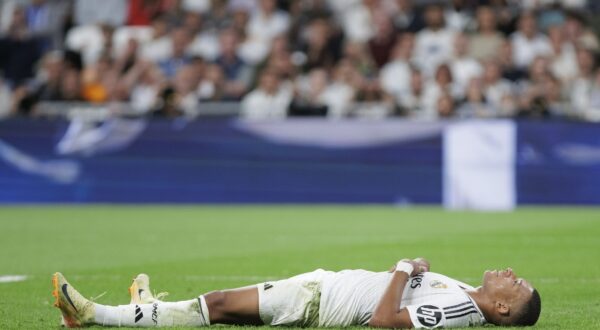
[319,270,486,328]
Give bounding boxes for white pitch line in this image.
[0,275,27,283]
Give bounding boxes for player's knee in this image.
[204,290,228,319]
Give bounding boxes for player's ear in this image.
[495,302,510,316]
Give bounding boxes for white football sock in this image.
[94,295,210,327]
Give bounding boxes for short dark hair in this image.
[513,289,541,326]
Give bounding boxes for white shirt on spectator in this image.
[485,79,514,112]
[570,77,593,115]
[421,82,463,118]
[550,43,578,83]
[182,0,212,13]
[0,80,12,118]
[380,60,412,99]
[342,3,374,43]
[320,82,355,119]
[247,10,290,43]
[141,36,172,63]
[451,57,483,91]
[238,39,271,65]
[188,32,220,61]
[65,25,105,65]
[326,0,362,17]
[399,89,425,115]
[141,36,173,63]
[113,26,153,59]
[130,84,158,114]
[241,86,292,120]
[510,32,552,69]
[414,29,456,77]
[445,9,471,31]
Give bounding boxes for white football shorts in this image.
[257,269,334,327]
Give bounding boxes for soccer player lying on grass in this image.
[52,257,541,329]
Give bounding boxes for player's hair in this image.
[512,289,541,326]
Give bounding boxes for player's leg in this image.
[127,273,263,325]
[53,272,263,328]
[203,286,263,325]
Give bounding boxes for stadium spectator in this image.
[341,0,382,43]
[444,0,472,31]
[287,0,334,49]
[150,63,201,118]
[26,51,64,101]
[468,6,505,61]
[213,28,252,100]
[497,40,526,82]
[298,17,343,73]
[343,41,377,80]
[55,67,83,102]
[517,57,557,118]
[482,59,516,116]
[24,0,70,50]
[456,77,495,118]
[368,10,397,68]
[126,60,165,113]
[353,78,394,119]
[398,66,425,116]
[579,69,600,121]
[289,68,329,116]
[393,0,424,33]
[197,63,226,101]
[140,14,172,62]
[158,27,193,78]
[0,77,13,118]
[570,46,598,117]
[320,59,357,118]
[436,92,455,118]
[0,5,44,86]
[245,0,290,63]
[171,64,201,116]
[421,63,462,119]
[450,33,482,92]
[65,24,115,66]
[413,3,456,77]
[380,33,414,105]
[241,69,292,120]
[564,10,599,50]
[81,54,113,103]
[510,12,552,69]
[547,24,579,84]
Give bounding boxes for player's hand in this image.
[388,258,428,276]
[413,257,430,273]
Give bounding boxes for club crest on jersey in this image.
[430,280,448,289]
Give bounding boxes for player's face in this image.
[482,268,534,305]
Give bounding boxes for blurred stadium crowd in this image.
[1,0,600,120]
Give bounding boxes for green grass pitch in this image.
[0,206,599,329]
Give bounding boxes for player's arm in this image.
[369,260,422,329]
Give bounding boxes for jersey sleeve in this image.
[405,295,485,329]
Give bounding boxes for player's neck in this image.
[466,287,494,322]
